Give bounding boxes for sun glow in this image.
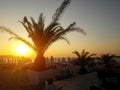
[15,44,29,56]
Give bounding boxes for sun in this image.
[15,44,29,56]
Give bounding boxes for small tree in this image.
[73,49,96,74]
[0,0,86,71]
[97,53,118,68]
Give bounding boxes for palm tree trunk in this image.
[32,52,46,71]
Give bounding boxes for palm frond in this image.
[0,26,20,37]
[64,22,86,35]
[10,36,36,51]
[38,13,45,30]
[45,22,60,36]
[55,22,86,38]
[44,25,63,43]
[52,0,71,23]
[30,17,43,36]
[30,17,39,33]
[0,25,36,51]
[73,51,81,58]
[19,20,34,37]
[59,37,70,44]
[90,53,96,57]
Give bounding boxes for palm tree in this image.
[97,53,118,68]
[0,0,86,71]
[73,49,96,74]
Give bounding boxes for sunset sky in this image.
[0,0,120,58]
